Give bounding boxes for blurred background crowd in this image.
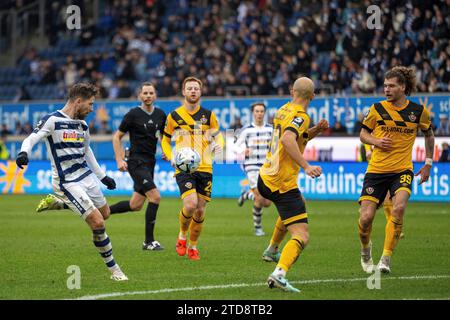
[0,0,448,138]
[0,0,448,101]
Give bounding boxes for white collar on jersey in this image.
[251,122,267,128]
[58,109,71,119]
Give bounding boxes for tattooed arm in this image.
[415,128,435,185]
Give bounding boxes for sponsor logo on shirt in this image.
[380,126,415,134]
[291,116,304,128]
[63,131,84,142]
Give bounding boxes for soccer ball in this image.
[175,148,201,173]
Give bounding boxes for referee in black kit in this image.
[110,82,167,250]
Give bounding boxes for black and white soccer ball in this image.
[175,148,201,173]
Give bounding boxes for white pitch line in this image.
[403,297,450,300]
[315,211,450,215]
[70,274,450,300]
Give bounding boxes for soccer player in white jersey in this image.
[234,102,273,236]
[15,83,128,281]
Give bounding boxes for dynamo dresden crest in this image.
[408,112,416,122]
[366,187,374,195]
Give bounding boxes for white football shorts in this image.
[53,174,107,220]
[246,170,260,190]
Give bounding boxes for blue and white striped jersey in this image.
[20,110,105,186]
[234,122,273,172]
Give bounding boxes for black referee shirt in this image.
[118,106,167,160]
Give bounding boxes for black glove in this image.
[16,151,29,169]
[101,176,116,190]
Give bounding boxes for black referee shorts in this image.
[127,158,157,196]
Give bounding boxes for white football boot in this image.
[361,241,374,273]
[110,267,129,281]
[377,255,391,274]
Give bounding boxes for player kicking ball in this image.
[36,83,167,252]
[17,83,128,281]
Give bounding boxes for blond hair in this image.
[385,66,417,95]
[182,76,203,90]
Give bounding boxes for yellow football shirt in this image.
[260,102,310,193]
[162,105,221,174]
[362,100,431,174]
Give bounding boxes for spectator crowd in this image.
[1,0,449,138]
[7,0,449,100]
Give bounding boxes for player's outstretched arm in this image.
[281,130,321,178]
[85,146,106,179]
[16,118,51,169]
[15,151,29,169]
[423,128,435,160]
[307,119,329,140]
[84,146,116,190]
[415,128,435,185]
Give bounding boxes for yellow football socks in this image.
[382,216,403,257]
[179,209,192,239]
[383,197,393,221]
[189,217,204,248]
[269,217,287,250]
[276,235,305,272]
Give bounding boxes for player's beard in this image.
[75,109,88,120]
[186,96,200,105]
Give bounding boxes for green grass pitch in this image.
[0,195,449,300]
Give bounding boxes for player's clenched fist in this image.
[101,176,117,190]
[305,165,322,178]
[116,159,128,172]
[316,119,329,131]
[16,151,29,169]
[376,136,393,151]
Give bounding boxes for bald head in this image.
[292,77,315,100]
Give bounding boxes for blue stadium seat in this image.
[169,32,186,43]
[146,52,164,69]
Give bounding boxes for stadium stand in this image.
[0,0,448,102]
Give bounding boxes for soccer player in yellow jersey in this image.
[361,143,404,239]
[258,77,328,292]
[358,66,435,274]
[161,77,224,260]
